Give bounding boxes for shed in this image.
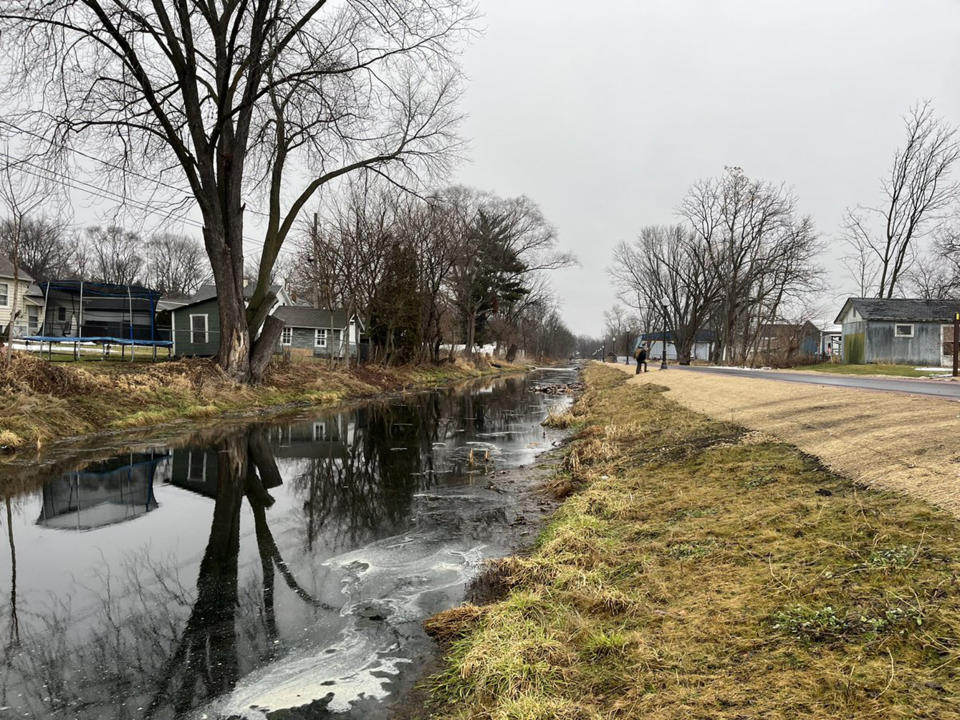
[171,283,289,357]
[835,298,959,367]
[274,305,362,359]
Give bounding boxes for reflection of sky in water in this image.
[0,368,576,719]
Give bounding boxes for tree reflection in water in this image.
[0,429,328,720]
[0,373,553,719]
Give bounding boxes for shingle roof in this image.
[0,256,34,282]
[178,282,283,309]
[274,305,350,329]
[836,298,960,324]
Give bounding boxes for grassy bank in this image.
[0,351,520,456]
[425,363,960,719]
[802,362,948,377]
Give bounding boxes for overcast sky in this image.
[451,0,960,334]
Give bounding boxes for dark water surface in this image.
[0,368,577,719]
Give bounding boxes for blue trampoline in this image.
[22,280,172,360]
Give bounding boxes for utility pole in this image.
[311,212,319,309]
[953,312,959,378]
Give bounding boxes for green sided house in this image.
[273,305,363,359]
[170,283,291,357]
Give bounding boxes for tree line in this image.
[610,166,822,366]
[292,180,577,364]
[0,219,210,296]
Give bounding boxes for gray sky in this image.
[451,0,960,335]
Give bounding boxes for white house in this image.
[0,257,42,338]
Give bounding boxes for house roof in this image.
[274,305,350,329]
[176,282,285,310]
[639,329,716,343]
[0,256,34,282]
[835,298,960,324]
[760,321,820,335]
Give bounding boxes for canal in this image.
[0,367,577,719]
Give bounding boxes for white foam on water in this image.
[195,539,487,718]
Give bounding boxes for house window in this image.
[190,314,209,344]
[315,328,327,348]
[281,327,292,346]
[0,282,7,306]
[58,306,66,322]
[187,451,206,482]
[27,306,38,332]
[894,324,914,338]
[313,422,326,441]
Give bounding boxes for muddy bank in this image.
[388,443,570,720]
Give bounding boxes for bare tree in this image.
[603,305,638,362]
[842,103,960,298]
[83,226,144,286]
[0,0,477,383]
[145,233,209,296]
[906,226,960,299]
[0,216,72,281]
[681,167,820,365]
[611,225,719,365]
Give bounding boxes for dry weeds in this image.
[0,351,520,462]
[609,363,960,517]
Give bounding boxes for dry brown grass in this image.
[429,364,960,720]
[606,363,960,517]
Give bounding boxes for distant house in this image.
[0,257,42,338]
[638,330,715,362]
[274,305,362,359]
[754,321,821,366]
[835,298,959,367]
[170,283,291,357]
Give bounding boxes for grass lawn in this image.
[425,363,960,719]
[802,362,949,378]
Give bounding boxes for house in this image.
[170,283,291,357]
[0,257,42,338]
[835,298,959,367]
[274,305,362,359]
[638,330,715,362]
[754,321,822,366]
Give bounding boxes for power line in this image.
[0,148,278,255]
[0,118,271,220]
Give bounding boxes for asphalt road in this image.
[675,365,960,400]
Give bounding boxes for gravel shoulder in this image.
[607,362,960,517]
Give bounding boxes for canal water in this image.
[0,367,577,719]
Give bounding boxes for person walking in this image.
[634,344,648,373]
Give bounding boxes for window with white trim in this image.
[190,314,209,344]
[894,324,914,338]
[315,328,327,348]
[0,282,7,306]
[281,327,292,345]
